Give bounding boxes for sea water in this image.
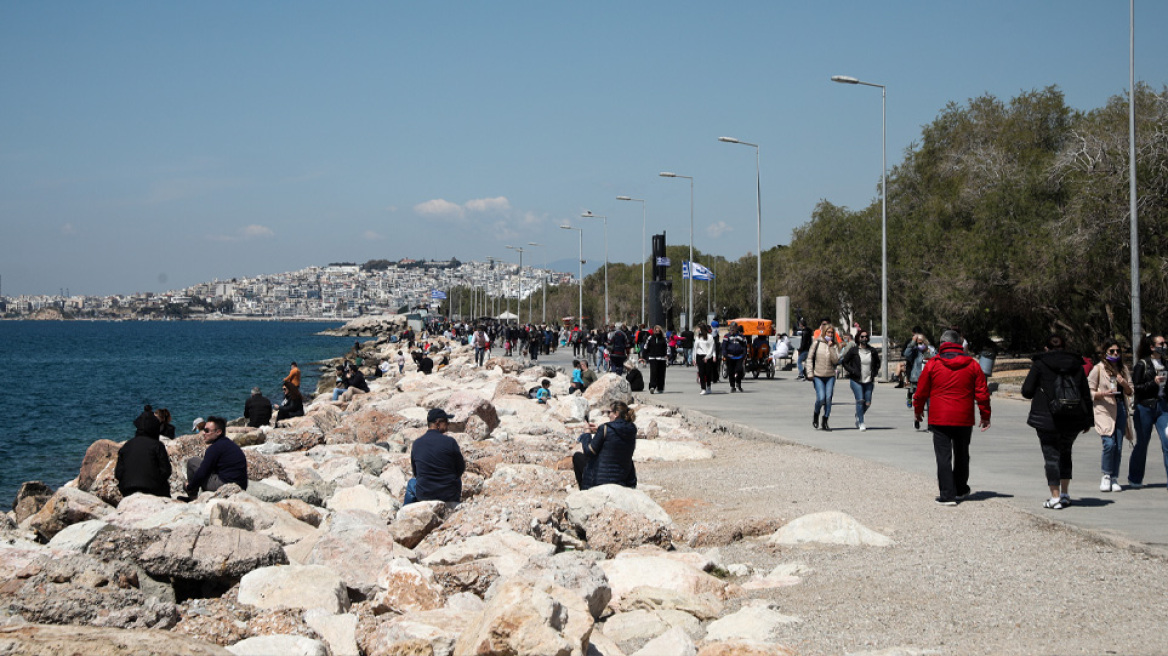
[0,320,349,507]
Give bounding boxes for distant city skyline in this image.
[2,2,1165,296]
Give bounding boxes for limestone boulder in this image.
[12,481,54,524]
[243,451,291,485]
[582,506,673,558]
[552,395,591,423]
[631,626,697,656]
[331,409,409,445]
[371,558,445,615]
[274,499,325,527]
[23,487,113,541]
[392,500,451,549]
[207,493,317,545]
[430,559,501,597]
[237,564,349,614]
[356,608,473,656]
[226,635,327,656]
[485,357,525,374]
[326,484,400,519]
[105,493,183,528]
[697,643,798,656]
[613,586,724,621]
[0,623,232,656]
[77,439,122,491]
[703,602,800,643]
[307,522,412,598]
[493,375,529,399]
[443,391,500,432]
[47,519,112,552]
[137,524,287,581]
[767,511,894,547]
[453,577,593,656]
[565,485,671,528]
[304,610,359,656]
[600,556,727,605]
[482,464,573,498]
[420,529,556,578]
[521,551,612,620]
[582,374,632,407]
[600,609,670,644]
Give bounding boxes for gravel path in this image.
[636,406,1168,656]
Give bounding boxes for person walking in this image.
[1088,339,1134,493]
[913,329,991,506]
[808,320,841,431]
[1021,334,1094,510]
[795,319,812,381]
[644,325,668,394]
[1128,334,1168,489]
[722,325,749,393]
[472,326,488,367]
[694,324,716,395]
[841,329,881,431]
[906,333,936,429]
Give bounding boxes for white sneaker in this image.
[1101,475,1112,492]
[1111,479,1124,493]
[858,423,867,432]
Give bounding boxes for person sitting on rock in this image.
[572,401,638,491]
[404,408,465,505]
[115,406,172,498]
[570,360,586,394]
[339,366,370,402]
[535,379,551,404]
[283,361,301,391]
[418,352,435,375]
[154,407,176,438]
[275,382,304,422]
[244,387,272,428]
[183,416,248,498]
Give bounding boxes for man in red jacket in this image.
[913,329,991,506]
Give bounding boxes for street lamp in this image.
[1129,0,1141,361]
[505,245,526,324]
[718,136,763,319]
[582,211,609,326]
[831,74,889,382]
[560,224,585,329]
[617,195,647,326]
[660,172,694,330]
[528,242,547,324]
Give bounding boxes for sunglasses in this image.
[1107,349,1120,354]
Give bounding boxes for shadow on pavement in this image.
[963,491,1015,502]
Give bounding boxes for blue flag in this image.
[431,290,447,300]
[682,261,715,281]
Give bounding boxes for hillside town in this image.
[1,258,571,320]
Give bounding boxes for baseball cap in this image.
[427,408,453,423]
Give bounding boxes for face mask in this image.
[1106,355,1120,363]
[918,344,927,351]
[1157,346,1167,356]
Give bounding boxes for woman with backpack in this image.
[1088,339,1134,493]
[1128,334,1168,490]
[1021,334,1094,510]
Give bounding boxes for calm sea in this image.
[0,320,348,508]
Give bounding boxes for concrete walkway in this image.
[535,348,1168,549]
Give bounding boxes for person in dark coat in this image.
[154,408,176,439]
[573,401,638,490]
[184,416,248,497]
[275,382,304,421]
[244,387,272,428]
[115,407,173,498]
[404,408,465,504]
[644,325,669,394]
[1022,334,1095,510]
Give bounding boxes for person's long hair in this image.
[283,382,302,402]
[610,401,636,423]
[1100,338,1129,379]
[1137,334,1162,361]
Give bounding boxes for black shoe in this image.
[822,417,831,432]
[812,414,819,430]
[914,419,921,431]
[176,495,194,503]
[894,382,905,389]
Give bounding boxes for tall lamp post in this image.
[660,172,694,330]
[582,211,609,326]
[505,245,526,324]
[617,195,647,326]
[527,241,547,324]
[831,74,889,382]
[718,137,763,319]
[560,224,585,328]
[1129,0,1141,361]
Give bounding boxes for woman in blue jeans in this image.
[1129,334,1168,488]
[841,330,882,432]
[1088,340,1133,492]
[807,321,841,431]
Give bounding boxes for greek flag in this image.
[682,261,715,281]
[430,290,447,300]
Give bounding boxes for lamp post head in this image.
[718,136,740,143]
[616,195,632,201]
[527,242,541,247]
[659,172,676,178]
[560,224,574,231]
[831,75,860,84]
[581,211,594,218]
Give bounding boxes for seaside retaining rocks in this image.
[767,511,894,547]
[452,577,594,656]
[237,565,349,614]
[137,524,287,581]
[23,487,113,541]
[0,623,233,656]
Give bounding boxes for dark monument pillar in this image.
[648,232,672,331]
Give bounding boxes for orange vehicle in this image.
[725,318,776,379]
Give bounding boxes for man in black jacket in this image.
[184,416,248,497]
[405,408,465,504]
[243,387,272,428]
[1021,334,1093,510]
[115,408,172,498]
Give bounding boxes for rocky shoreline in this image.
[2,332,854,656]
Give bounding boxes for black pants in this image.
[648,359,666,392]
[572,452,589,489]
[931,424,972,500]
[1037,428,1078,486]
[727,358,745,389]
[696,355,714,389]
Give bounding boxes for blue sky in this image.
[2,2,1165,296]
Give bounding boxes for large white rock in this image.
[601,609,669,643]
[632,441,714,462]
[582,373,633,407]
[326,484,400,519]
[704,602,801,643]
[392,500,451,549]
[767,511,894,547]
[566,485,672,527]
[600,556,726,605]
[237,564,350,614]
[421,529,555,577]
[46,519,110,552]
[372,558,445,614]
[207,492,317,545]
[227,635,327,656]
[631,626,696,656]
[453,577,593,656]
[304,610,359,656]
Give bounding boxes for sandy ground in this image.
[636,407,1168,656]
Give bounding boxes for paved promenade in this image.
[537,348,1168,549]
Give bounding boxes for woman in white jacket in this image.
[1088,339,1134,492]
[694,324,716,395]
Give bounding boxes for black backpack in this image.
[1045,369,1088,417]
[625,367,644,392]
